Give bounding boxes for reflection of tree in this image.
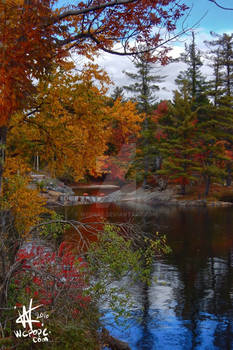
[136,278,154,349]
[65,201,233,349]
[212,250,233,349]
[115,205,232,349]
[163,208,233,349]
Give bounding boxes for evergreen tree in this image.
[176,32,207,107]
[205,32,233,185]
[156,88,200,195]
[194,103,229,196]
[111,86,124,102]
[207,48,224,106]
[123,48,166,187]
[214,96,233,186]
[205,32,233,101]
[156,91,230,196]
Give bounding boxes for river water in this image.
[59,201,233,350]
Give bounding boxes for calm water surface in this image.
[61,202,233,350]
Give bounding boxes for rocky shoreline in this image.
[105,187,233,207]
[30,174,233,207]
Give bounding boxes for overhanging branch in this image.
[86,27,195,56]
[51,0,138,25]
[208,0,233,10]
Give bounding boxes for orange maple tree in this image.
[0,0,189,188]
[0,0,188,123]
[7,63,143,181]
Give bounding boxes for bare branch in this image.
[208,0,233,10]
[88,27,197,57]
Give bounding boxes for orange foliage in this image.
[2,157,49,235]
[110,98,144,149]
[0,0,188,127]
[0,1,64,126]
[7,64,142,181]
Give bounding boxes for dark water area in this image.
[59,202,233,350]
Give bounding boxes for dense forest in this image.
[6,31,233,202]
[110,31,233,198]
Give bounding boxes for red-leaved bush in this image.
[13,242,91,318]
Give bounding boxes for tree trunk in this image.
[142,115,149,189]
[226,165,232,186]
[181,182,186,195]
[36,151,40,171]
[143,156,149,189]
[204,175,211,197]
[0,126,7,193]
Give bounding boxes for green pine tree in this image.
[123,48,166,187]
[157,87,200,195]
[205,32,233,185]
[176,32,207,108]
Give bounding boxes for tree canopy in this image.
[0,0,188,125]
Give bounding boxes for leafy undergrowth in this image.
[2,224,170,349]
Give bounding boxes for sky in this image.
[58,0,233,100]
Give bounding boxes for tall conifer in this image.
[176,32,207,107]
[157,87,200,195]
[123,48,166,187]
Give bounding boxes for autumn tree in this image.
[0,2,188,344]
[0,0,189,188]
[7,64,143,182]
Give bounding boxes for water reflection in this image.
[60,203,233,349]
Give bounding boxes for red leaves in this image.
[14,243,90,310]
[154,101,169,119]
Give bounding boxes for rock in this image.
[101,328,131,350]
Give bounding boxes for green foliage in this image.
[123,48,166,186]
[206,32,233,100]
[36,180,46,191]
[40,212,69,239]
[86,224,171,323]
[157,90,201,194]
[176,31,207,106]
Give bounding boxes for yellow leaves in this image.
[2,156,49,236]
[7,63,143,183]
[110,98,144,143]
[80,64,112,94]
[4,156,31,178]
[6,177,49,236]
[2,172,49,237]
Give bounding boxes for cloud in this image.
[94,46,186,100]
[68,29,225,101]
[91,30,222,101]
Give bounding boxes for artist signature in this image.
[14,299,50,343]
